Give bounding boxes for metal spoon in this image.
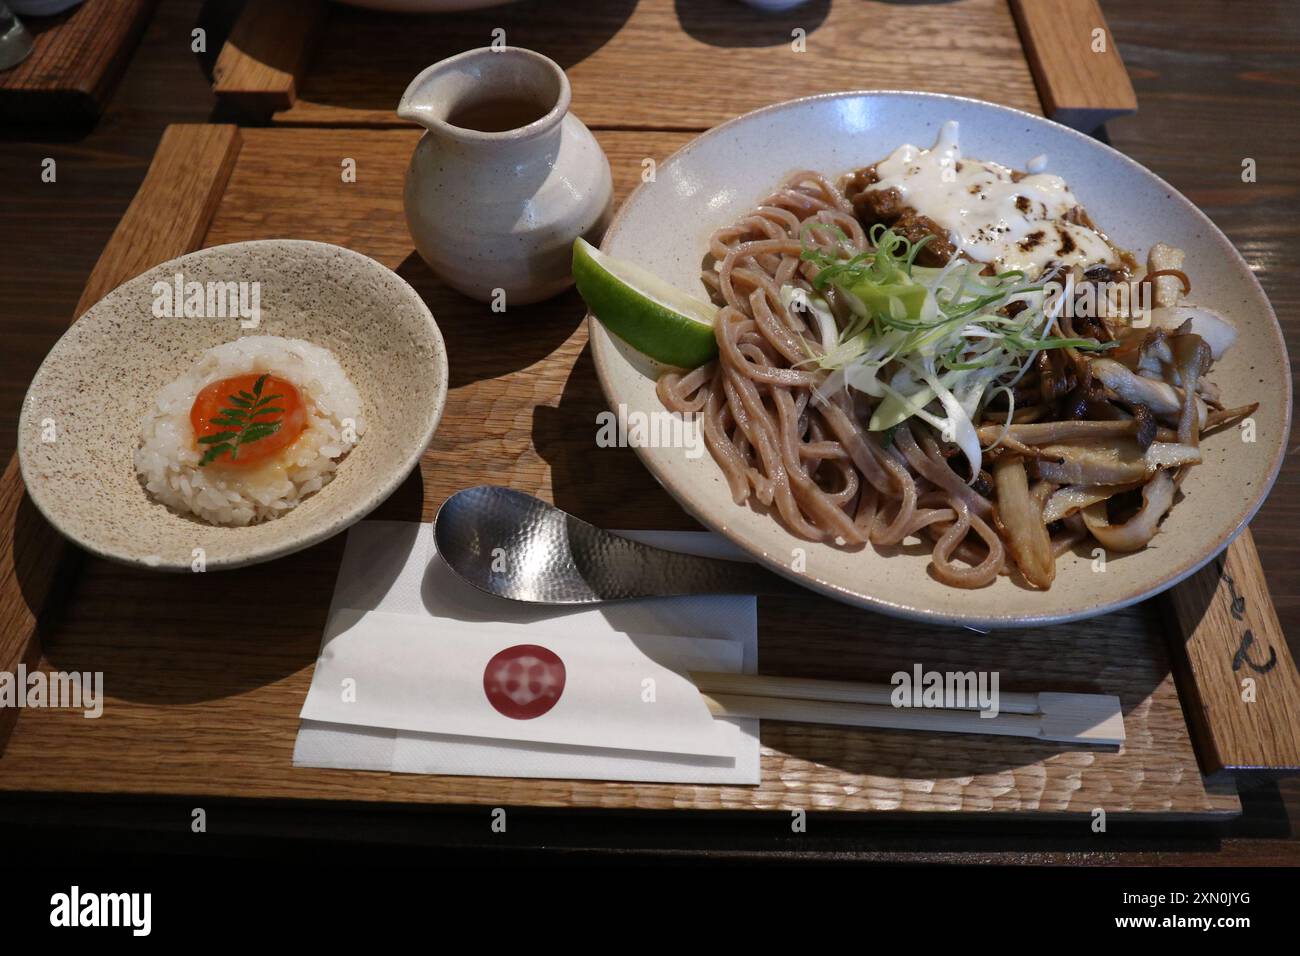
[433,485,802,604]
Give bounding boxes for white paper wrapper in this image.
[304,608,743,756]
[293,521,760,784]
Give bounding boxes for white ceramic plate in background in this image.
[590,92,1290,628]
[19,240,448,571]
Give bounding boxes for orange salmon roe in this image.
[190,373,307,467]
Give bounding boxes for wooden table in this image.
[1,0,1298,862]
[0,0,159,123]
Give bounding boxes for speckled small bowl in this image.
[18,240,448,571]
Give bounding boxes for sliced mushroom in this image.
[977,419,1142,446]
[1135,328,1173,377]
[992,456,1055,590]
[1042,482,1144,524]
[1131,404,1158,450]
[1091,358,1206,427]
[1032,439,1201,484]
[1030,479,1057,509]
[1149,305,1237,360]
[1203,402,1259,432]
[1080,470,1177,552]
[1171,333,1212,447]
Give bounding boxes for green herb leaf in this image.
[241,422,281,442]
[197,375,286,467]
[197,431,238,445]
[199,443,233,466]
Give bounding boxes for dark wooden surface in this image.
[0,0,1297,862]
[0,0,159,123]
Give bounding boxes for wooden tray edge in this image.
[212,0,323,122]
[0,124,243,755]
[1010,0,1138,131]
[0,0,160,124]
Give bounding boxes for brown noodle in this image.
[656,171,1008,588]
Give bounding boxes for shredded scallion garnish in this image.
[792,226,1114,481]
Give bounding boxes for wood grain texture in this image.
[0,0,158,122]
[1100,0,1300,786]
[0,123,241,754]
[212,0,322,121]
[1168,531,1300,776]
[0,0,221,462]
[237,0,1043,129]
[0,127,1238,817]
[75,124,243,313]
[4,0,1300,858]
[1010,0,1137,130]
[0,457,64,755]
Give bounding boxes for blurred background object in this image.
[333,0,516,12]
[7,0,86,16]
[0,2,35,72]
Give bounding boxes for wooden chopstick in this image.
[691,672,1125,746]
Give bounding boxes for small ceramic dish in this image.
[589,91,1291,628]
[19,239,448,571]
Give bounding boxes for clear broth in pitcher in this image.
[446,97,550,133]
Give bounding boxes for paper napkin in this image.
[303,608,743,756]
[293,521,760,784]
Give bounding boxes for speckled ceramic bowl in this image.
[19,240,448,571]
[590,92,1291,628]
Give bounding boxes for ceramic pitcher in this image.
[397,47,614,306]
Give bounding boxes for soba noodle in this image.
[622,112,1263,592]
[657,171,1010,589]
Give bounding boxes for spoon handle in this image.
[572,527,803,600]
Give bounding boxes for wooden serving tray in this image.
[212,0,1133,131]
[0,0,158,123]
[0,123,1295,815]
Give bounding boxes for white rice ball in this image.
[134,336,365,526]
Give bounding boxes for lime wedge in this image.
[572,238,718,368]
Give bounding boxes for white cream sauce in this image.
[865,121,1116,276]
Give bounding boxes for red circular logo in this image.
[483,645,566,720]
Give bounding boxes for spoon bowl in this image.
[433,485,797,603]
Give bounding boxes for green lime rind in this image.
[572,238,718,368]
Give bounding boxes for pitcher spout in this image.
[395,61,445,129]
[395,47,571,142]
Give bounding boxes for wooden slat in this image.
[0,127,1239,816]
[0,0,159,123]
[1168,530,1300,777]
[212,0,1042,129]
[75,125,243,313]
[212,0,323,121]
[0,457,68,754]
[1011,0,1138,130]
[0,124,242,755]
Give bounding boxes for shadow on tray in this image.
[34,468,426,704]
[255,0,638,114]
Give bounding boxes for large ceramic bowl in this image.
[589,92,1290,628]
[19,240,448,571]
